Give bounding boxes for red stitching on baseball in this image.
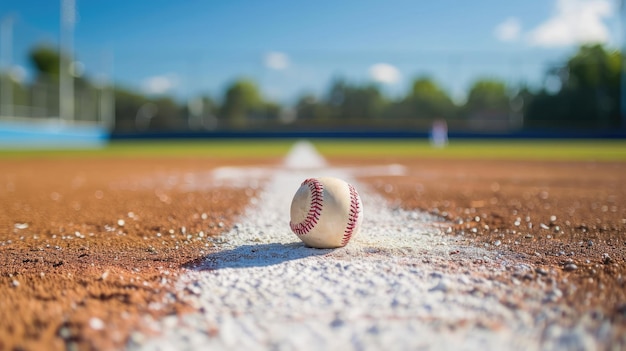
[341,183,360,246]
[290,178,324,235]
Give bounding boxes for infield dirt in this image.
[0,154,624,350]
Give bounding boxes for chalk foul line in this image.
[132,141,608,351]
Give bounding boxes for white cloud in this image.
[141,74,179,95]
[264,51,290,70]
[369,63,401,84]
[9,65,26,83]
[527,0,614,47]
[494,17,522,42]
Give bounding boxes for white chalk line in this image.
[131,141,604,351]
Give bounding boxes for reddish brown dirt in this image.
[0,158,275,351]
[343,157,626,325]
[1,156,625,350]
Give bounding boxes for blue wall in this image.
[0,120,109,148]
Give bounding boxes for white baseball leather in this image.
[290,177,363,249]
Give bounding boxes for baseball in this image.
[289,177,363,249]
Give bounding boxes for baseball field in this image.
[1,139,625,350]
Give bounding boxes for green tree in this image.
[464,79,509,115]
[263,101,281,121]
[113,87,149,131]
[151,96,185,130]
[220,78,264,128]
[200,96,218,116]
[404,77,456,120]
[0,72,27,101]
[325,79,386,121]
[29,45,63,78]
[114,89,185,132]
[562,44,620,128]
[525,44,622,129]
[25,45,64,117]
[567,44,621,89]
[296,94,330,122]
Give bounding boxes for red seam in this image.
[341,183,360,246]
[290,178,324,235]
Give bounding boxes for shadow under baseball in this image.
[184,242,331,270]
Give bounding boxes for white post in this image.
[98,50,115,130]
[1,15,13,118]
[99,82,114,129]
[59,0,75,122]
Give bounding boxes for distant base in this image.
[0,120,109,149]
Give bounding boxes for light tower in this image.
[59,0,75,122]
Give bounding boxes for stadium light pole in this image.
[98,49,115,130]
[59,0,75,123]
[0,15,14,118]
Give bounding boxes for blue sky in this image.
[0,0,622,104]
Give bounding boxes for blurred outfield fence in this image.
[1,49,624,136]
[0,16,624,137]
[0,73,113,125]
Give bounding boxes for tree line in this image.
[1,44,622,132]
